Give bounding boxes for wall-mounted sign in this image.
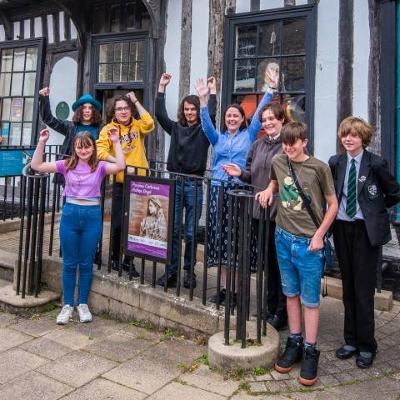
[55,101,70,121]
[123,175,175,264]
[0,148,34,177]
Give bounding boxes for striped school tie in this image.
[346,159,357,218]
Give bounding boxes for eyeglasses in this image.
[115,106,131,113]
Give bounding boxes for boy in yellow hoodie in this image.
[97,92,154,274]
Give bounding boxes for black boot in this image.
[183,271,197,289]
[298,345,320,386]
[274,336,303,373]
[156,273,177,288]
[208,289,226,305]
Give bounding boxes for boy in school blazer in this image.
[329,116,400,369]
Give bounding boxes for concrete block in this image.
[208,321,280,371]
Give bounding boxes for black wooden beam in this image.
[337,0,353,131]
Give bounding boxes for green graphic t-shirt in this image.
[270,154,335,238]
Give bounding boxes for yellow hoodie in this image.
[97,113,154,182]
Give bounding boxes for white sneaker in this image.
[77,304,93,323]
[56,305,74,325]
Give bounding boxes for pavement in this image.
[0,295,399,400]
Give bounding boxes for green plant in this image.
[196,353,209,366]
[252,367,267,376]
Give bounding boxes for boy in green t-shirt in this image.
[256,122,338,386]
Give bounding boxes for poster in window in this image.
[123,175,175,263]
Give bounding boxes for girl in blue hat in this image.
[38,87,103,158]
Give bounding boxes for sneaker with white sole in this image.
[56,305,74,325]
[77,304,93,323]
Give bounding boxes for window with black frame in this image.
[0,46,38,146]
[231,17,309,135]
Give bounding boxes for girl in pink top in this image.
[31,128,125,325]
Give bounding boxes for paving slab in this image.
[0,327,33,352]
[0,311,18,327]
[37,350,117,388]
[0,370,72,400]
[43,325,96,350]
[84,330,156,362]
[146,381,227,400]
[180,364,239,397]
[0,348,48,384]
[102,353,181,395]
[61,377,146,400]
[19,337,74,360]
[12,314,61,337]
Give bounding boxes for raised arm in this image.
[155,73,174,133]
[96,125,114,161]
[38,87,73,136]
[104,128,126,175]
[247,90,273,142]
[31,129,57,173]
[196,78,219,146]
[207,76,217,125]
[126,91,155,135]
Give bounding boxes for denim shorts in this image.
[275,226,324,308]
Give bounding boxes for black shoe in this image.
[336,345,358,360]
[156,273,177,288]
[208,289,226,305]
[274,336,303,373]
[267,314,288,331]
[356,352,375,369]
[298,345,320,386]
[183,271,197,289]
[112,261,139,277]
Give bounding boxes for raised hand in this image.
[126,91,137,103]
[38,129,50,143]
[222,163,241,177]
[207,76,216,94]
[159,73,172,87]
[38,87,50,97]
[265,62,280,90]
[108,127,120,143]
[195,78,209,98]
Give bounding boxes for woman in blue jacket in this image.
[195,75,277,304]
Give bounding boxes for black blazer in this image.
[329,150,400,247]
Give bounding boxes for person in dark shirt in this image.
[155,72,217,289]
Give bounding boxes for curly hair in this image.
[177,95,200,126]
[258,102,290,125]
[72,105,103,125]
[109,95,135,119]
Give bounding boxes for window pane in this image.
[99,64,113,82]
[235,25,257,57]
[258,22,281,57]
[0,121,10,145]
[113,63,128,82]
[129,41,144,63]
[282,94,306,122]
[9,123,22,145]
[256,59,280,92]
[11,73,23,96]
[25,47,38,71]
[114,43,122,62]
[234,59,256,92]
[281,56,305,91]
[13,48,25,72]
[1,49,13,72]
[10,98,23,122]
[99,44,113,63]
[0,73,11,96]
[24,97,33,121]
[128,62,143,82]
[24,72,36,96]
[22,123,32,145]
[282,19,306,55]
[2,98,11,120]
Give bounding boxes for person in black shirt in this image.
[155,73,217,288]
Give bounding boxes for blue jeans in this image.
[168,178,203,276]
[275,226,324,308]
[59,203,102,305]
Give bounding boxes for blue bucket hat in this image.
[72,93,102,112]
